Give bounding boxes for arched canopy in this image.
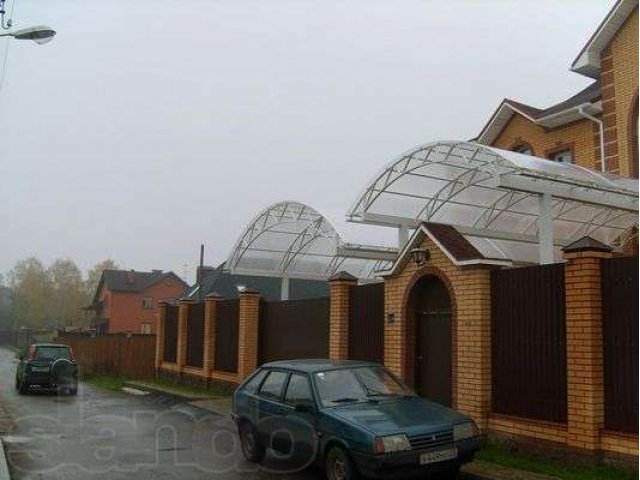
[348,141,638,263]
[226,201,393,280]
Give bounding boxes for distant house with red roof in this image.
[86,269,187,334]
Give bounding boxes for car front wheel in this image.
[325,446,357,480]
[239,422,265,463]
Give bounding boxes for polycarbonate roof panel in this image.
[348,141,638,251]
[226,202,391,280]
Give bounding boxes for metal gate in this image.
[259,298,329,364]
[186,302,204,368]
[163,305,178,363]
[348,283,384,363]
[602,256,638,433]
[214,299,239,373]
[491,264,567,423]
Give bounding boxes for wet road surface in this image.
[0,347,315,480]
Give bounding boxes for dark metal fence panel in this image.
[348,283,384,363]
[602,256,639,433]
[215,300,239,373]
[186,302,205,368]
[259,298,329,364]
[163,305,178,363]
[491,263,567,423]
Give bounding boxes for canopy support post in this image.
[280,276,290,300]
[398,224,409,249]
[538,193,555,264]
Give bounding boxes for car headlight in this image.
[453,421,479,441]
[374,434,411,455]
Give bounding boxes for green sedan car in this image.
[232,359,482,480]
[15,343,78,395]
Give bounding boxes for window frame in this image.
[141,297,154,310]
[510,142,536,156]
[283,372,316,408]
[257,369,290,403]
[545,143,575,165]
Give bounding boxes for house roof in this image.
[379,223,514,277]
[89,269,187,307]
[477,82,601,145]
[571,0,638,79]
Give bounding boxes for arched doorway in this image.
[407,275,453,406]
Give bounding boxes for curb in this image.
[122,381,214,402]
[0,438,10,480]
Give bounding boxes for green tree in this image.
[48,258,86,327]
[8,257,51,329]
[85,259,119,300]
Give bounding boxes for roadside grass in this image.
[82,374,127,392]
[137,377,231,398]
[476,441,637,480]
[82,373,231,398]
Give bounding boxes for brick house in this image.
[87,269,187,334]
[477,0,638,180]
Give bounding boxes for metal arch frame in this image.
[347,140,639,263]
[225,201,394,282]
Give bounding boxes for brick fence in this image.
[155,236,638,460]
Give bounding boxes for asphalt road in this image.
[0,347,479,480]
[0,347,318,480]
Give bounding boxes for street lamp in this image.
[0,25,56,44]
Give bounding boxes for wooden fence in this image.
[602,256,638,433]
[348,283,384,363]
[186,302,204,368]
[163,305,178,363]
[491,263,567,423]
[259,298,329,364]
[215,299,239,373]
[56,333,156,379]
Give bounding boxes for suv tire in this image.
[239,421,265,463]
[325,445,357,480]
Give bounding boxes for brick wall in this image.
[492,115,600,172]
[602,8,638,177]
[383,235,493,429]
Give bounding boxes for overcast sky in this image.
[0,0,614,283]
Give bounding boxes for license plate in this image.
[31,367,49,372]
[419,447,458,465]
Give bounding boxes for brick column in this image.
[177,298,194,372]
[155,301,168,370]
[238,290,261,380]
[329,272,357,360]
[203,293,220,375]
[562,236,612,451]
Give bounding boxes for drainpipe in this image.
[578,106,605,172]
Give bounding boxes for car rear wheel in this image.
[325,446,357,480]
[239,422,265,463]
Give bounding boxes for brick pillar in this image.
[562,236,612,451]
[155,301,168,370]
[203,293,220,374]
[238,290,261,380]
[177,298,193,372]
[329,272,357,360]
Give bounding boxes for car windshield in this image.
[35,347,71,362]
[314,366,415,407]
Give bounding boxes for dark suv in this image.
[15,343,79,395]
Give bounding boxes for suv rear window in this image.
[34,346,71,361]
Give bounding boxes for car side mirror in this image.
[294,403,313,413]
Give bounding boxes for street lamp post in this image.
[0,0,56,44]
[0,25,56,44]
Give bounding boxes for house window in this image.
[513,144,533,155]
[549,149,573,164]
[141,297,154,309]
[140,323,152,334]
